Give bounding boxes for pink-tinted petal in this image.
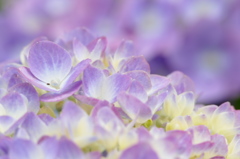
[60,59,90,88]
[126,70,152,91]
[120,142,158,159]
[117,92,152,123]
[0,92,27,119]
[120,56,150,73]
[9,83,40,113]
[18,66,58,92]
[40,81,82,102]
[28,41,72,84]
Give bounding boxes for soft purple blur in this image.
[0,0,240,104]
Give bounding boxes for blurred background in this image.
[0,0,240,107]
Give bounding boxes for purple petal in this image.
[168,71,195,95]
[40,81,82,102]
[56,27,94,46]
[120,56,150,73]
[86,152,101,159]
[9,83,40,113]
[114,40,134,59]
[103,73,131,103]
[83,66,131,102]
[95,107,124,130]
[20,36,48,66]
[128,81,148,103]
[9,139,41,159]
[0,92,27,119]
[41,137,84,159]
[120,142,158,159]
[147,92,167,113]
[87,37,107,61]
[0,89,7,99]
[18,66,59,92]
[148,75,170,95]
[15,128,30,140]
[117,92,152,123]
[0,136,11,156]
[160,130,192,158]
[60,59,90,88]
[125,71,152,91]
[208,134,228,158]
[74,95,101,106]
[20,112,47,142]
[188,125,211,144]
[179,92,195,115]
[73,39,90,62]
[57,137,84,159]
[0,116,14,133]
[60,101,87,125]
[28,41,72,84]
[83,65,105,97]
[7,74,24,89]
[136,127,152,142]
[91,100,112,117]
[38,114,54,126]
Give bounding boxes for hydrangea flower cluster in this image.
[0,28,239,159]
[1,0,240,103]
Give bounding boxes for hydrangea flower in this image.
[0,28,239,159]
[19,41,90,102]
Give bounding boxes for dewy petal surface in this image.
[28,41,72,84]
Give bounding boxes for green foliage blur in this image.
[231,98,240,109]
